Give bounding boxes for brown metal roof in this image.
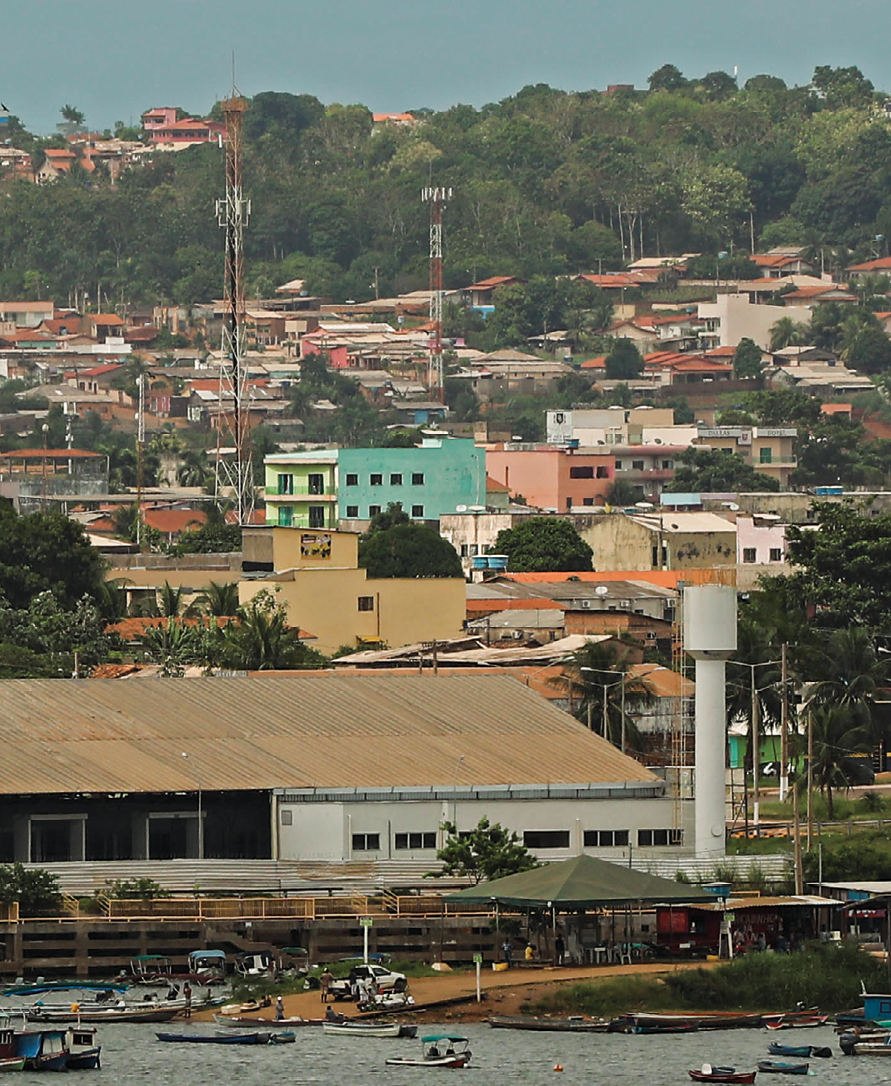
[0,675,655,795]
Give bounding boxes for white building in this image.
[697,295,812,351]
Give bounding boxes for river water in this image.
[64,1022,861,1085]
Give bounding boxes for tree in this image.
[803,705,872,818]
[812,65,875,110]
[732,337,764,379]
[493,517,593,572]
[176,449,213,488]
[648,65,688,93]
[845,324,891,375]
[0,505,105,610]
[364,502,410,535]
[666,448,780,493]
[604,338,643,380]
[566,640,652,751]
[0,863,61,917]
[698,71,737,101]
[359,524,463,579]
[215,590,323,670]
[195,581,239,617]
[433,817,537,884]
[768,316,810,352]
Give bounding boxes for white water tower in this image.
[684,585,737,859]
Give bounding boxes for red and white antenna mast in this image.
[422,186,452,401]
[215,91,253,525]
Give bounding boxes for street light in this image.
[580,667,629,752]
[181,752,203,860]
[728,659,781,830]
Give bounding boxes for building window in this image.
[370,473,383,486]
[280,809,293,826]
[759,447,773,464]
[583,498,594,506]
[346,473,359,486]
[596,466,609,478]
[569,466,594,479]
[358,596,375,611]
[769,547,782,562]
[308,473,325,495]
[278,507,293,527]
[346,505,359,518]
[662,460,672,469]
[460,544,469,557]
[615,460,623,469]
[742,548,756,563]
[277,473,293,496]
[390,473,403,485]
[394,832,437,849]
[369,505,381,517]
[412,505,424,518]
[412,473,425,485]
[352,833,380,851]
[583,830,629,847]
[638,828,683,847]
[523,830,570,849]
[632,460,644,470]
[308,506,325,528]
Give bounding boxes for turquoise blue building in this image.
[264,437,486,526]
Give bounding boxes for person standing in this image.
[320,967,334,1003]
[502,939,512,968]
[183,982,192,1019]
[275,995,285,1020]
[555,934,565,966]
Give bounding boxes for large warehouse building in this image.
[0,674,693,871]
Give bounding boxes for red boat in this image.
[689,1065,756,1084]
[764,1016,829,1031]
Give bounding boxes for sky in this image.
[6,0,891,134]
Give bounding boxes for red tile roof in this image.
[580,355,607,370]
[847,257,891,272]
[467,276,519,290]
[143,509,208,534]
[0,448,103,460]
[92,313,125,326]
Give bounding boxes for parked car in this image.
[329,964,407,1000]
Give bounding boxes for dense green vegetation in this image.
[5,66,891,307]
[527,942,885,1015]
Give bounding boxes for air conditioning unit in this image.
[579,599,592,609]
[645,630,657,641]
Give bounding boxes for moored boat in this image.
[26,1005,180,1024]
[488,1014,610,1033]
[756,1060,809,1075]
[156,1031,272,1045]
[213,1012,321,1028]
[768,1043,831,1058]
[688,1064,756,1084]
[323,1021,416,1038]
[385,1034,471,1069]
[615,1011,763,1032]
[13,1028,69,1071]
[0,1058,24,1072]
[839,1031,891,1056]
[65,1026,101,1069]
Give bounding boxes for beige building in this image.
[578,512,737,572]
[694,426,797,488]
[240,527,465,654]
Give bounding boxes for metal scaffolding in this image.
[422,186,452,401]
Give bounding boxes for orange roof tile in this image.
[847,257,891,272]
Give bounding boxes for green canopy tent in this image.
[444,854,713,909]
[445,854,714,962]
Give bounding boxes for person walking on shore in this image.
[320,967,334,1003]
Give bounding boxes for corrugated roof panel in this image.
[0,676,655,794]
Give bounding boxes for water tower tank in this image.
[684,585,737,656]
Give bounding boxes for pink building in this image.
[486,446,615,511]
[141,107,178,130]
[737,515,786,567]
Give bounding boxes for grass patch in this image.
[528,943,885,1017]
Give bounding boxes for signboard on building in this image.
[301,532,332,559]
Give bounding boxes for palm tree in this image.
[177,449,212,489]
[769,316,810,352]
[195,581,239,617]
[217,591,316,671]
[807,705,872,818]
[563,640,653,752]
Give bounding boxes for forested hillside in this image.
[3,64,891,306]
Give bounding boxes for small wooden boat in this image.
[26,1005,180,1024]
[323,1021,416,1038]
[14,1029,69,1071]
[839,1032,891,1056]
[689,1065,756,1084]
[267,1031,296,1045]
[386,1035,471,1069]
[488,1014,610,1033]
[156,1031,272,1045]
[633,1022,700,1035]
[65,1026,101,1069]
[0,1058,24,1072]
[768,1043,831,1058]
[765,1017,828,1031]
[213,1012,321,1028]
[756,1060,809,1075]
[616,1012,762,1032]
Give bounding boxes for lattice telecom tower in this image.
[422,186,452,400]
[214,93,253,525]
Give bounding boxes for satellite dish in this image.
[594,585,609,596]
[455,505,468,512]
[653,437,663,444]
[670,523,680,530]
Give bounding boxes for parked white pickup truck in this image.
[329,964,408,1000]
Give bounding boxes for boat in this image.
[488,1014,611,1033]
[65,1027,101,1070]
[323,1021,417,1038]
[756,1061,809,1075]
[213,1012,321,1028]
[839,1031,891,1056]
[689,1065,757,1084]
[26,1005,180,1024]
[13,1028,69,1071]
[156,1031,272,1045]
[765,1017,828,1031]
[385,1035,471,1069]
[268,1031,296,1045]
[614,1012,763,1032]
[633,1022,700,1034]
[768,1043,831,1058]
[0,1059,23,1072]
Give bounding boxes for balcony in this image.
[272,485,337,498]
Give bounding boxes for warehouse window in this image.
[394,832,437,849]
[280,810,293,826]
[523,830,570,849]
[638,828,683,847]
[583,830,629,847]
[352,833,380,851]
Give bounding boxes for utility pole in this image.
[751,664,760,832]
[215,91,253,525]
[779,643,789,802]
[136,372,145,552]
[422,186,452,403]
[807,708,814,852]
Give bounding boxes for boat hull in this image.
[27,1007,180,1024]
[213,1013,320,1027]
[756,1061,809,1075]
[689,1071,756,1084]
[323,1023,414,1038]
[488,1015,609,1033]
[156,1032,271,1045]
[0,1058,24,1073]
[385,1054,470,1068]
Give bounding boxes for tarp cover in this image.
[445,854,713,908]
